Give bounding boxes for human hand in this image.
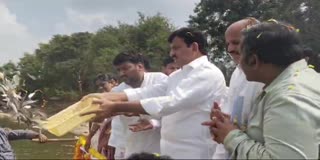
[38,134,48,143]
[81,93,104,101]
[202,102,237,144]
[210,102,230,120]
[80,98,115,121]
[82,92,126,102]
[202,111,238,143]
[129,119,153,132]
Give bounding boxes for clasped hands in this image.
[202,102,239,144]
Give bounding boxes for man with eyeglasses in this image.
[81,27,227,159]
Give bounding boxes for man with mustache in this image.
[210,18,264,158]
[81,27,227,159]
[205,20,320,159]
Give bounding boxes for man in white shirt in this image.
[204,18,264,158]
[107,53,167,159]
[126,56,179,137]
[81,27,227,159]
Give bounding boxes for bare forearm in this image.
[111,93,128,102]
[112,101,148,115]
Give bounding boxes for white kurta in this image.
[212,66,264,159]
[124,56,228,159]
[108,72,167,159]
[226,66,264,127]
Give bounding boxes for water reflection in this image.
[12,139,75,159]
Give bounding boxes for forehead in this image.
[225,28,242,41]
[225,23,246,41]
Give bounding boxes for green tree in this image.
[128,12,175,69]
[0,61,18,78]
[14,13,174,101]
[189,0,266,82]
[189,0,320,83]
[18,32,94,100]
[18,53,43,92]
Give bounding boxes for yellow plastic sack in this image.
[41,97,100,137]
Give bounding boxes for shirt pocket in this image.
[231,96,245,127]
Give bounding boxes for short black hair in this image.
[168,27,207,55]
[162,56,174,67]
[127,152,173,160]
[241,21,303,67]
[113,52,150,69]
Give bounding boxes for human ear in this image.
[191,42,199,52]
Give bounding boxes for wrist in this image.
[35,134,40,139]
[149,119,160,129]
[120,93,128,101]
[110,101,117,112]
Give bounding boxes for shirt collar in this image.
[264,59,308,93]
[183,55,209,69]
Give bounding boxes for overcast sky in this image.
[0,0,200,65]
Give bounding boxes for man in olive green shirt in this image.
[203,21,320,159]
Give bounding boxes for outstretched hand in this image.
[81,93,105,101]
[80,98,115,120]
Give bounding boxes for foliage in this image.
[0,72,46,128]
[6,13,174,101]
[189,0,320,83]
[1,3,318,99]
[0,61,19,79]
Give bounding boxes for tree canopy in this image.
[5,13,174,101]
[189,0,320,82]
[1,1,319,101]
